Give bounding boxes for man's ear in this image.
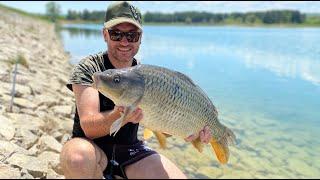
[102,28,108,42]
[139,33,142,44]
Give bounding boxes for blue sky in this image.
[1,1,320,15]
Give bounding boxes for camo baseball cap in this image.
[104,1,142,30]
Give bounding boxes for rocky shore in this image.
[0,7,74,178]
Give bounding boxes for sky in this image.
[1,1,320,15]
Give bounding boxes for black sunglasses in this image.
[108,29,141,43]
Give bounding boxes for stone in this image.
[6,113,44,131]
[12,97,37,109]
[34,94,58,108]
[38,135,62,153]
[14,128,38,149]
[46,168,64,179]
[0,115,15,140]
[0,164,21,178]
[0,140,30,157]
[51,105,73,118]
[1,82,32,97]
[38,151,62,174]
[6,153,48,178]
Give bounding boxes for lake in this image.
[59,24,320,178]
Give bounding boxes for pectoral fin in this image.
[154,131,168,149]
[110,97,143,137]
[110,107,133,136]
[110,111,126,136]
[143,128,154,140]
[191,137,204,153]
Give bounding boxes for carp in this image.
[92,64,236,164]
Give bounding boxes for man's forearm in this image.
[80,109,120,139]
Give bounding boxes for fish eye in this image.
[113,75,121,83]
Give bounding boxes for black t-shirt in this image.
[66,51,139,145]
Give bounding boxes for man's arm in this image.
[73,84,143,139]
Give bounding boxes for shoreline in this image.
[0,5,74,179]
[59,19,320,28]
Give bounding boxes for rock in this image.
[27,143,40,156]
[38,151,62,174]
[12,97,37,109]
[0,140,30,156]
[0,164,21,178]
[60,133,71,145]
[288,158,318,177]
[197,166,222,178]
[51,105,73,118]
[38,135,62,153]
[6,113,44,131]
[20,168,34,179]
[14,128,38,149]
[0,115,15,140]
[46,168,64,179]
[1,82,32,97]
[6,153,48,178]
[0,6,74,179]
[34,94,58,108]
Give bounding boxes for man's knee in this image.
[60,138,103,173]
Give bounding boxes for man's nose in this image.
[119,35,129,46]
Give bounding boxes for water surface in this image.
[60,24,320,178]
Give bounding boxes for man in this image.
[60,1,212,179]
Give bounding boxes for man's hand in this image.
[115,106,143,124]
[184,125,211,144]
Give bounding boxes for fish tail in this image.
[210,127,236,164]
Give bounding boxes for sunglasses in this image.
[108,29,141,43]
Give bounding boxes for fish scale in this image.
[137,65,221,137]
[92,64,236,164]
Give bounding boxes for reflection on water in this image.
[61,26,101,39]
[139,26,320,86]
[59,25,320,178]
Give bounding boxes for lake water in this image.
[59,24,320,178]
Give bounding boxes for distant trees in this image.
[143,10,305,24]
[45,2,61,22]
[64,9,313,25]
[66,10,105,22]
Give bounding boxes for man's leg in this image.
[125,153,187,179]
[60,137,108,179]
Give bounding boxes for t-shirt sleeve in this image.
[66,56,103,91]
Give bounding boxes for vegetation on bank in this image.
[0,3,49,22]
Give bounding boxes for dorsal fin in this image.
[174,71,197,87]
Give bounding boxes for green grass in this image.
[6,54,29,69]
[0,3,49,22]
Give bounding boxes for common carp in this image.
[92,64,236,164]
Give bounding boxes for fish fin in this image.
[143,128,154,140]
[110,107,132,136]
[110,112,125,137]
[154,131,167,149]
[174,71,197,87]
[210,127,236,164]
[163,132,172,138]
[191,136,204,153]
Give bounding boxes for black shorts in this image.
[99,140,157,179]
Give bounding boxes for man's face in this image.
[104,23,142,63]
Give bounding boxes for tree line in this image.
[65,9,307,24]
[44,2,318,25]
